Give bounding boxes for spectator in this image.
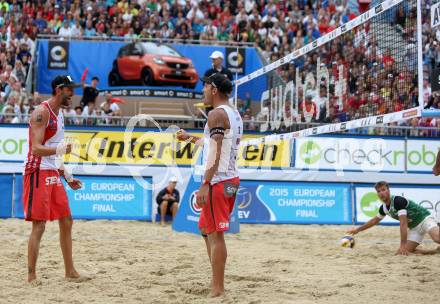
[300,92,318,123]
[82,100,96,125]
[63,104,77,125]
[203,51,233,82]
[155,176,180,226]
[58,21,72,38]
[74,106,83,125]
[80,76,100,108]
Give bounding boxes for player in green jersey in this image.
[348,181,440,255]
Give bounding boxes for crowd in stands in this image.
[0,0,438,136]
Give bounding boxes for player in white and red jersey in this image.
[177,73,243,297]
[23,75,83,283]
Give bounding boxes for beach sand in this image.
[1,219,439,304]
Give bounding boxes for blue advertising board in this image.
[65,175,152,220]
[0,174,13,218]
[236,181,352,224]
[12,174,151,220]
[13,174,24,218]
[36,40,265,101]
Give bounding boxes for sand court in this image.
[1,219,439,304]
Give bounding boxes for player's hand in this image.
[395,245,409,256]
[346,228,358,235]
[433,164,440,176]
[176,129,189,141]
[68,178,82,190]
[56,142,72,155]
[196,184,209,208]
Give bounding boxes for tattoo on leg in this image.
[28,267,34,274]
[36,114,42,122]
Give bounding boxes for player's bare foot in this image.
[65,269,81,279]
[28,273,37,283]
[160,221,166,227]
[209,289,225,297]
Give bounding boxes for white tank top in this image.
[40,105,65,170]
[202,104,243,184]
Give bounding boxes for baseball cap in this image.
[210,51,224,60]
[51,75,81,91]
[201,73,233,95]
[169,176,178,183]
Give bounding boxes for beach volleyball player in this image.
[177,73,243,297]
[23,75,83,283]
[348,181,440,255]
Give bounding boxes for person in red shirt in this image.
[23,75,83,283]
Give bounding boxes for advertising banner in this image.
[65,175,152,220]
[0,174,13,218]
[0,127,28,162]
[0,127,290,169]
[295,137,405,172]
[236,180,352,224]
[406,140,440,172]
[355,185,440,224]
[37,40,264,101]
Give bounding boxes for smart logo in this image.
[360,192,382,218]
[299,141,321,165]
[189,191,202,215]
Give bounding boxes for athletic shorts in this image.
[198,177,239,235]
[408,216,438,244]
[22,170,70,221]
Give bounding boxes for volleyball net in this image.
[235,0,438,146]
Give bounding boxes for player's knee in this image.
[406,244,417,253]
[161,201,169,207]
[32,221,46,235]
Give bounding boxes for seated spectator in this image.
[74,106,83,125]
[82,101,96,125]
[155,176,180,226]
[63,104,77,125]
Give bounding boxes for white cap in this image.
[87,6,93,11]
[210,51,224,60]
[169,176,178,183]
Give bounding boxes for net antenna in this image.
[236,0,425,146]
[422,0,440,117]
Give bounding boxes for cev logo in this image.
[299,141,321,165]
[189,191,202,215]
[360,192,382,218]
[237,187,252,209]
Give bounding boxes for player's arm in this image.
[396,214,409,255]
[347,216,382,235]
[395,196,410,255]
[203,109,228,183]
[30,107,56,156]
[57,163,82,190]
[176,129,203,146]
[347,205,384,235]
[30,107,71,157]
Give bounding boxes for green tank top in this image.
[384,196,430,229]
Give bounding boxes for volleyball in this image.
[341,236,356,248]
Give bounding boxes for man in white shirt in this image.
[58,22,72,38]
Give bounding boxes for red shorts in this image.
[22,170,70,221]
[198,177,240,235]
